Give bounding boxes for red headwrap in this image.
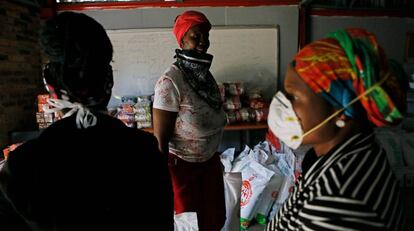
[173,11,211,48]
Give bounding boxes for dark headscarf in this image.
[294,28,405,127]
[174,49,222,110]
[40,12,113,110]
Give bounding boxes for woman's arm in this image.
[153,108,177,155]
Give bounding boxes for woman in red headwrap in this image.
[266,28,406,231]
[153,11,226,231]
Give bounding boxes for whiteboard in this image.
[106,26,279,108]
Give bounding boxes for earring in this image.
[336,119,345,128]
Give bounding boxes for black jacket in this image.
[0,114,174,231]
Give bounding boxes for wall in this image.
[78,5,299,92]
[309,15,414,64]
[0,0,43,148]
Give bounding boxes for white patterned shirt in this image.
[153,65,226,163]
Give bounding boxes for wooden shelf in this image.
[142,121,267,133]
[224,122,268,131]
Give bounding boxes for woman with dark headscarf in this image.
[153,10,226,231]
[266,28,405,231]
[0,12,173,231]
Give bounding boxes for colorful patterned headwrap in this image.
[294,28,405,127]
[173,11,211,48]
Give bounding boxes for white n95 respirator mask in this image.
[267,91,304,149]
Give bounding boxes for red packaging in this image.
[37,94,50,104]
[249,98,268,109]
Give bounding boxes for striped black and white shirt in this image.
[266,132,405,231]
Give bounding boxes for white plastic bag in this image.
[221,148,236,172]
[231,146,253,173]
[251,149,271,166]
[268,175,295,220]
[253,141,275,165]
[222,172,242,231]
[239,160,274,229]
[174,212,198,231]
[254,166,284,224]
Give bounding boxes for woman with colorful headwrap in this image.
[153,10,226,231]
[0,12,174,231]
[266,28,405,231]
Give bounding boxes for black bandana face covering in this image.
[174,49,222,110]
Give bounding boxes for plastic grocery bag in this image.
[174,212,198,231]
[268,175,295,220]
[231,147,254,173]
[252,141,275,165]
[221,172,242,231]
[221,148,236,172]
[239,160,274,230]
[254,165,284,224]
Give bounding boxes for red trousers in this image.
[168,153,226,231]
